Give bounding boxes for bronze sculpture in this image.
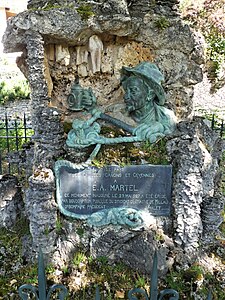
[56,62,176,227]
[66,61,176,150]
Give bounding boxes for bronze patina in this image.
[66,62,176,152]
[56,62,176,227]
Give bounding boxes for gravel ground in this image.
[193,73,225,120]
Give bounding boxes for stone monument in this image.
[2,0,224,279]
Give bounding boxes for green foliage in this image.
[141,139,169,165]
[135,274,148,288]
[73,252,87,267]
[96,256,108,265]
[56,216,63,234]
[0,217,30,249]
[46,264,55,274]
[0,217,32,297]
[42,4,62,10]
[183,264,205,282]
[44,226,50,235]
[0,116,34,156]
[63,121,72,134]
[93,127,169,167]
[154,17,170,30]
[85,255,146,298]
[154,232,165,242]
[164,263,224,299]
[0,80,30,105]
[179,0,225,88]
[76,227,85,237]
[206,34,225,80]
[77,4,95,20]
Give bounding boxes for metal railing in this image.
[18,249,68,300]
[0,113,223,176]
[211,114,224,138]
[18,249,213,300]
[0,113,33,175]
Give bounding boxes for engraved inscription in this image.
[55,163,172,217]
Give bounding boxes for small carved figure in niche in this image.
[88,35,103,73]
[66,62,176,151]
[76,46,89,65]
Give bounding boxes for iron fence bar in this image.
[15,119,19,151]
[211,114,215,130]
[95,286,100,300]
[207,289,212,300]
[5,113,10,153]
[0,150,2,175]
[5,114,11,174]
[150,251,158,300]
[24,113,27,142]
[15,119,20,174]
[38,248,47,300]
[220,120,224,138]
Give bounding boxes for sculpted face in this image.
[123,77,150,113]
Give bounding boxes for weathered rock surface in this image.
[0,175,23,228]
[25,168,58,253]
[3,0,203,119]
[89,226,174,276]
[166,117,224,253]
[52,219,174,277]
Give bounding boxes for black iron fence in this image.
[0,113,33,175]
[211,114,224,138]
[0,113,224,176]
[17,249,212,300]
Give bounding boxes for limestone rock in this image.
[0,175,23,228]
[3,0,204,119]
[166,117,224,253]
[44,51,54,97]
[55,45,70,66]
[25,168,58,253]
[90,226,174,276]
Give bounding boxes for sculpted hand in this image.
[134,122,164,143]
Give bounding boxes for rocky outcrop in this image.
[166,118,224,253]
[0,175,23,228]
[25,168,58,252]
[89,225,174,277]
[3,0,203,119]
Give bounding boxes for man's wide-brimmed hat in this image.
[121,61,166,105]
